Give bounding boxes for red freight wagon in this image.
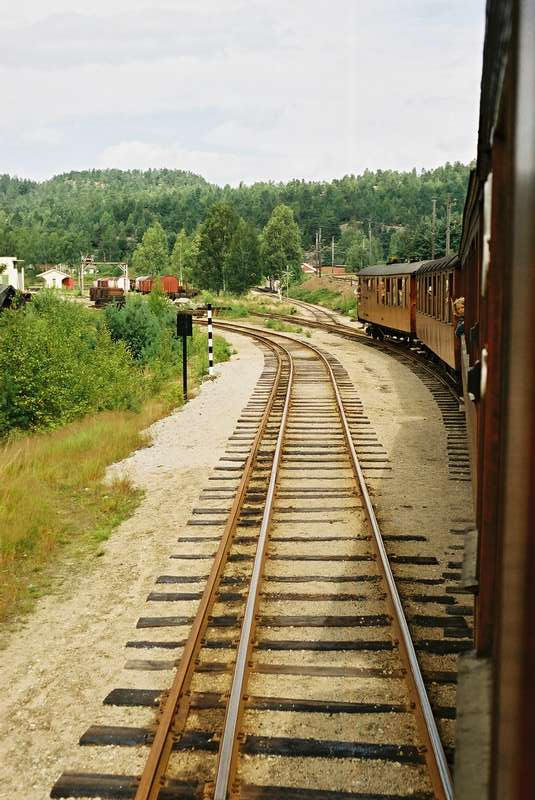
[137,275,181,297]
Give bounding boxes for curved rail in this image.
[253,302,461,402]
[209,320,454,800]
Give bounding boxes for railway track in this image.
[51,323,456,800]
[253,301,470,482]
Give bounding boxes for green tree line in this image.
[128,202,302,294]
[0,163,470,272]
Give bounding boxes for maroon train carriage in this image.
[414,255,461,372]
[357,261,423,339]
[449,1,535,796]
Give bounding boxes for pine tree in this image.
[225,220,262,294]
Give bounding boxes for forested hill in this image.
[0,163,471,269]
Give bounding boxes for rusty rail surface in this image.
[250,305,461,402]
[134,332,289,800]
[208,320,454,800]
[133,317,454,800]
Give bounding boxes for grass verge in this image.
[0,330,231,624]
[288,277,358,318]
[260,317,310,336]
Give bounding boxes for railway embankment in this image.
[0,330,261,800]
[288,276,358,318]
[0,291,231,625]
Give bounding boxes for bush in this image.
[105,292,177,363]
[0,292,142,435]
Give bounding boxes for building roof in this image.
[357,261,426,277]
[37,268,69,278]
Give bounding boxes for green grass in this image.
[288,284,358,318]
[200,291,297,320]
[262,318,308,335]
[0,329,231,624]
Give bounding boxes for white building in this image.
[0,257,25,290]
[37,268,70,289]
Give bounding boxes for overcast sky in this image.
[0,1,485,185]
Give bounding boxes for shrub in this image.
[105,293,177,363]
[0,292,142,435]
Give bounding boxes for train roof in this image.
[357,261,425,277]
[415,255,459,275]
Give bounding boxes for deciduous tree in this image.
[132,221,169,275]
[194,203,239,291]
[261,204,302,285]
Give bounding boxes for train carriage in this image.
[357,261,423,338]
[414,255,460,371]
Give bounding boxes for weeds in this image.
[0,325,231,623]
[289,280,358,318]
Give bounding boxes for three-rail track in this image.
[52,322,454,800]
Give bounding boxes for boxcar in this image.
[357,261,423,337]
[414,255,460,371]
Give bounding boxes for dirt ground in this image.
[0,318,472,799]
[0,331,262,800]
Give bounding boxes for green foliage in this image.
[289,283,358,319]
[225,220,262,294]
[337,222,383,269]
[131,221,169,275]
[0,292,142,434]
[170,228,195,283]
[105,293,175,364]
[261,204,302,283]
[194,203,239,291]
[263,318,303,334]
[0,163,470,269]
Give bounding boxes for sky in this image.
[0,0,486,186]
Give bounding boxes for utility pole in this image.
[445,195,452,256]
[120,262,129,292]
[331,236,335,267]
[431,197,437,260]
[368,220,372,264]
[318,227,322,278]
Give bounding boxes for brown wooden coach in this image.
[357,261,423,338]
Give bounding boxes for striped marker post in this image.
[207,303,214,376]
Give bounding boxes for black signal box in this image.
[177,312,193,337]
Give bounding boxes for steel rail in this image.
[134,333,288,800]
[249,306,461,403]
[213,341,294,800]
[210,320,454,800]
